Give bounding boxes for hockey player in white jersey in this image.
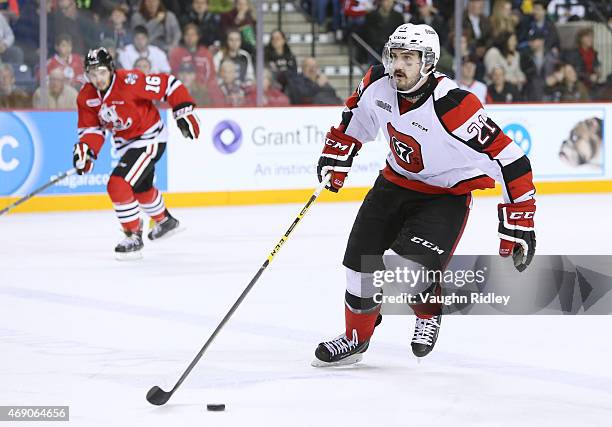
[313,24,536,366]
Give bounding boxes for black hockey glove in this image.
[173,103,200,140]
[498,199,536,272]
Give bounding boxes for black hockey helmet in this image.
[85,47,115,73]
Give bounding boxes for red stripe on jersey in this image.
[485,131,513,158]
[346,67,375,110]
[507,171,535,201]
[441,93,482,132]
[398,97,413,115]
[346,91,359,109]
[382,165,495,195]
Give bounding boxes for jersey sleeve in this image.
[76,91,105,156]
[337,65,385,143]
[131,70,196,109]
[435,89,535,203]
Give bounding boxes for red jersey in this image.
[169,46,216,85]
[77,69,195,156]
[47,53,86,87]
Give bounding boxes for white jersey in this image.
[339,66,534,203]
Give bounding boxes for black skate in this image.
[312,330,369,367]
[114,229,144,260]
[148,212,180,241]
[411,315,442,357]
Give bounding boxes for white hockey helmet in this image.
[382,23,440,93]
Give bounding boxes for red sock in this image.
[345,305,380,343]
[107,176,140,232]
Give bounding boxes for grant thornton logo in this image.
[0,113,36,195]
[212,120,243,154]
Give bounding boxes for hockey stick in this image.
[146,174,332,406]
[0,168,77,216]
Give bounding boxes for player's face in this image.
[87,67,112,91]
[390,49,422,91]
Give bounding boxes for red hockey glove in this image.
[498,199,536,272]
[173,103,200,140]
[73,142,96,175]
[317,127,362,192]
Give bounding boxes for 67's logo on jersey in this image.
[387,123,424,173]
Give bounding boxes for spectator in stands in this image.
[86,1,131,19]
[0,10,23,64]
[315,0,343,39]
[458,0,493,55]
[546,63,589,102]
[131,0,181,52]
[410,0,448,46]
[213,29,254,85]
[218,59,250,106]
[247,68,290,107]
[489,0,518,38]
[483,31,525,89]
[342,0,372,35]
[99,6,133,50]
[119,25,171,72]
[133,57,152,73]
[33,67,78,109]
[563,27,601,91]
[518,0,560,54]
[220,0,257,54]
[0,63,31,108]
[179,0,221,48]
[51,0,99,55]
[264,29,297,90]
[12,0,52,67]
[360,0,404,64]
[0,0,19,22]
[47,34,85,89]
[170,23,216,86]
[178,61,224,106]
[520,27,558,101]
[287,57,342,105]
[486,65,521,103]
[456,54,487,103]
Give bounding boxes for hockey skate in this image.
[312,329,369,367]
[411,315,442,357]
[114,229,144,260]
[148,212,180,241]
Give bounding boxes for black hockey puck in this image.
[206,403,225,412]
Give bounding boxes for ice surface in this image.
[1,193,612,426]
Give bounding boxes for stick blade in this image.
[146,386,171,406]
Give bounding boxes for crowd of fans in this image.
[344,0,611,102]
[0,0,298,108]
[0,0,609,109]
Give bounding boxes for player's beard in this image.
[394,69,421,92]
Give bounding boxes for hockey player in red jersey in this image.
[73,47,201,259]
[313,24,536,366]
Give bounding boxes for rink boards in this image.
[0,103,609,213]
